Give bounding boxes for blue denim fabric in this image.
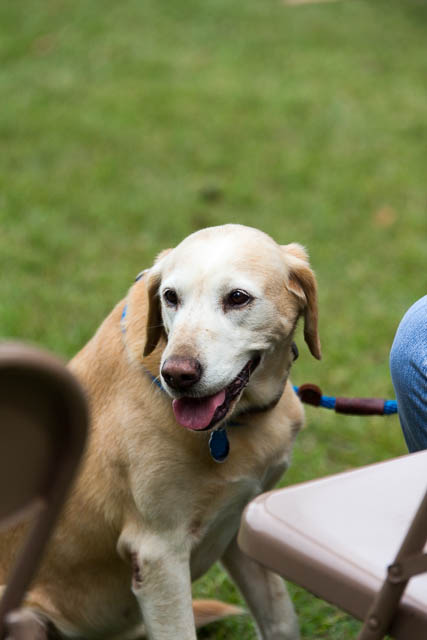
[390,296,427,452]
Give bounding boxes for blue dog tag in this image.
[209,428,229,463]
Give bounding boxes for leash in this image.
[293,383,398,416]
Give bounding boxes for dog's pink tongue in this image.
[173,390,226,431]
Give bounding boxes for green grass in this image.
[1,0,426,637]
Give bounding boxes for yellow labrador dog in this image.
[0,224,321,640]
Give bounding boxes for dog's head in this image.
[133,225,320,431]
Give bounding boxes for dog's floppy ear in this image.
[143,249,172,357]
[282,243,322,360]
[143,271,162,357]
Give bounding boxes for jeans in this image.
[390,296,427,452]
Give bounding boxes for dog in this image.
[0,224,321,639]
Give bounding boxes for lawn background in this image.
[1,0,426,637]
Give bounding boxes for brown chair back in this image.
[0,343,88,639]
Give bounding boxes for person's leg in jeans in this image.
[390,296,427,452]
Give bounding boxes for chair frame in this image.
[358,487,427,639]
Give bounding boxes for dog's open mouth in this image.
[172,356,261,431]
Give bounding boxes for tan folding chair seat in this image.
[0,343,88,640]
[238,451,427,639]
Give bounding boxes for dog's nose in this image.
[161,357,202,392]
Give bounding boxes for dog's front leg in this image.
[123,536,196,640]
[221,535,300,640]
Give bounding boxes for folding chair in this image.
[0,343,88,640]
[238,451,427,639]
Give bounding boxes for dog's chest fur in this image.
[189,455,289,580]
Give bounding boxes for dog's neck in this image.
[233,391,285,420]
[234,337,296,418]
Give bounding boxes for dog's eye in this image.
[226,289,252,308]
[163,289,179,307]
